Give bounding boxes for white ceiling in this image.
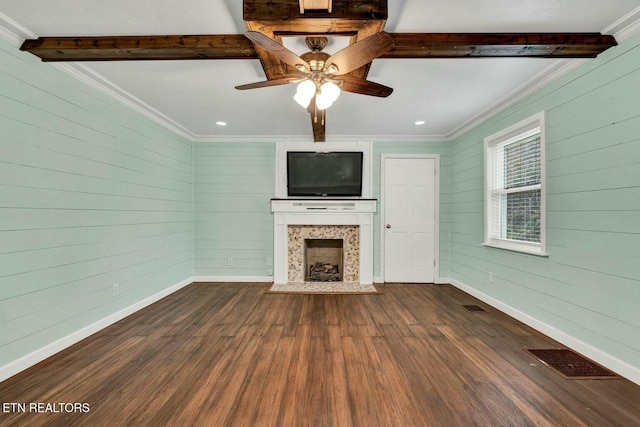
[1,0,639,142]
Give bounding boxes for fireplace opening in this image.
[304,239,343,282]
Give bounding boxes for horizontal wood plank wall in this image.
[193,142,275,278]
[0,38,194,369]
[372,142,451,280]
[449,31,640,374]
[194,141,450,282]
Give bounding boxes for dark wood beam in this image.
[20,32,617,62]
[307,101,326,142]
[383,33,617,58]
[311,113,326,142]
[243,0,387,21]
[19,35,257,61]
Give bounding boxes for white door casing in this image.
[381,155,439,283]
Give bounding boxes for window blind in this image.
[490,130,541,242]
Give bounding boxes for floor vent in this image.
[527,349,619,379]
[462,304,486,312]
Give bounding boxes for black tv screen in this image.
[287,151,363,197]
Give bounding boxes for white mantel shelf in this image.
[271,199,377,285]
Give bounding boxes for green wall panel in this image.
[193,140,451,281]
[449,32,640,371]
[193,141,276,278]
[0,38,194,368]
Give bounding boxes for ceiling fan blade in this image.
[324,31,394,75]
[337,75,393,97]
[235,76,297,90]
[244,31,309,72]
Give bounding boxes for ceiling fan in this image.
[18,0,618,142]
[235,31,394,118]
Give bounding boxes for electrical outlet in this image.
[227,257,233,266]
[113,283,119,296]
[266,257,273,267]
[488,272,494,283]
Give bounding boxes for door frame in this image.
[380,154,440,283]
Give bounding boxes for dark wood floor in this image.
[1,283,640,427]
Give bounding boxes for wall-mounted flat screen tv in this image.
[287,151,363,197]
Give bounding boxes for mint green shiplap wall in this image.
[194,142,275,277]
[193,141,450,281]
[449,33,640,370]
[0,39,194,367]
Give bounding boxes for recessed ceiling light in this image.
[216,121,227,126]
[414,120,426,126]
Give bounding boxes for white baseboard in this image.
[0,276,195,383]
[445,278,640,386]
[191,276,273,283]
[374,277,451,284]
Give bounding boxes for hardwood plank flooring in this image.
[1,282,640,426]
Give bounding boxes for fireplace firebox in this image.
[305,239,343,281]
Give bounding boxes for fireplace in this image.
[271,199,376,285]
[305,239,343,281]
[287,225,358,283]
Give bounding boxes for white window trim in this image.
[483,111,547,256]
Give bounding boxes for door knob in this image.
[386,224,391,229]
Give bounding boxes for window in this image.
[484,112,546,255]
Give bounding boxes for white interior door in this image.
[383,156,437,283]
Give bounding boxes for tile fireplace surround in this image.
[271,199,376,285]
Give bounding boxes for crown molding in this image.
[445,59,588,141]
[445,9,640,141]
[0,15,197,142]
[602,5,640,42]
[191,134,451,143]
[0,11,37,46]
[51,62,196,141]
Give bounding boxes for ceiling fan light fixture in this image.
[315,92,334,110]
[320,81,340,102]
[324,64,339,75]
[315,81,341,110]
[294,91,313,108]
[294,79,316,108]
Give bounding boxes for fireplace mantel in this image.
[271,199,376,284]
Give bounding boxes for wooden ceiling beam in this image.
[20,32,617,62]
[310,110,326,143]
[20,34,257,61]
[299,0,333,14]
[244,0,387,21]
[383,33,617,58]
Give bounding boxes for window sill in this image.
[482,243,549,258]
